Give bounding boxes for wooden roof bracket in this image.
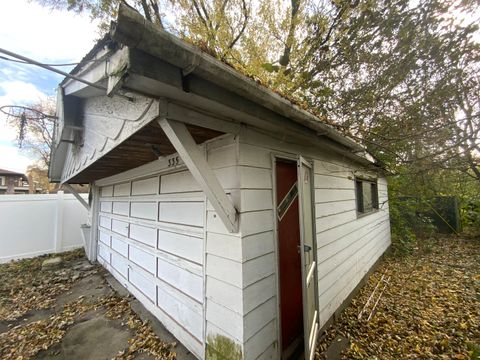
[63,183,90,211]
[158,117,239,233]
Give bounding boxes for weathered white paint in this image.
[232,128,390,359]
[96,148,217,359]
[60,94,162,183]
[111,236,128,257]
[132,177,159,195]
[129,223,157,247]
[90,123,389,360]
[159,118,238,233]
[113,201,130,216]
[0,192,88,263]
[130,201,157,220]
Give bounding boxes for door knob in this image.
[297,244,312,253]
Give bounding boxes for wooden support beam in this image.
[63,183,90,211]
[158,118,239,233]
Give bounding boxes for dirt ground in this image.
[0,249,194,360]
[316,236,480,360]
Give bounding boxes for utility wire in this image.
[0,105,57,120]
[0,47,106,92]
[0,47,134,101]
[0,55,87,67]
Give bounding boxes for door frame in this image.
[297,156,320,360]
[271,153,319,359]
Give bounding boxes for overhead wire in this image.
[0,47,106,92]
[0,105,57,120]
[0,47,134,102]
[0,55,89,67]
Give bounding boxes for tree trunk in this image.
[6,177,15,194]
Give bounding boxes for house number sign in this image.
[167,156,180,167]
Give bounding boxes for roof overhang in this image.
[110,3,365,153]
[50,3,383,184]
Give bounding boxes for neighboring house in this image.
[0,168,41,194]
[49,4,391,360]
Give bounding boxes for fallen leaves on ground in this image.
[316,236,480,359]
[0,250,177,359]
[0,296,98,359]
[0,248,89,321]
[103,296,176,360]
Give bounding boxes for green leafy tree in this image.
[34,0,480,237]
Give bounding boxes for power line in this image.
[0,47,134,102]
[0,55,86,67]
[0,105,56,120]
[0,47,106,92]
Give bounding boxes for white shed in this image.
[49,4,391,359]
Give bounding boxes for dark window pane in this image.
[355,180,364,213]
[356,178,379,215]
[371,183,379,209]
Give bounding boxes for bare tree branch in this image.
[140,0,152,22]
[226,0,248,50]
[279,0,301,67]
[149,0,164,28]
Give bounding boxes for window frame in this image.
[355,177,379,217]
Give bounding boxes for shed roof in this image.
[51,4,381,183]
[111,4,366,153]
[68,3,370,156]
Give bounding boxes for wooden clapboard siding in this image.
[314,159,391,329]
[205,134,280,357]
[96,152,209,359]
[236,140,278,360]
[94,124,389,360]
[204,135,246,354]
[256,343,278,360]
[236,129,391,359]
[242,231,275,262]
[243,320,277,360]
[206,297,244,340]
[243,297,277,341]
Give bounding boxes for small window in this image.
[355,178,379,215]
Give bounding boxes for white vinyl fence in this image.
[0,191,89,263]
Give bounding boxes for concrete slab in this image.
[55,273,113,310]
[324,335,349,360]
[33,314,132,360]
[0,308,55,335]
[3,254,195,360]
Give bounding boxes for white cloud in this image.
[0,119,18,144]
[0,80,48,106]
[0,145,32,173]
[0,0,99,62]
[0,0,100,174]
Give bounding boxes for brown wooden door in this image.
[276,159,304,353]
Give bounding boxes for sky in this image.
[0,0,99,173]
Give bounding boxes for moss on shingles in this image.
[206,334,242,360]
